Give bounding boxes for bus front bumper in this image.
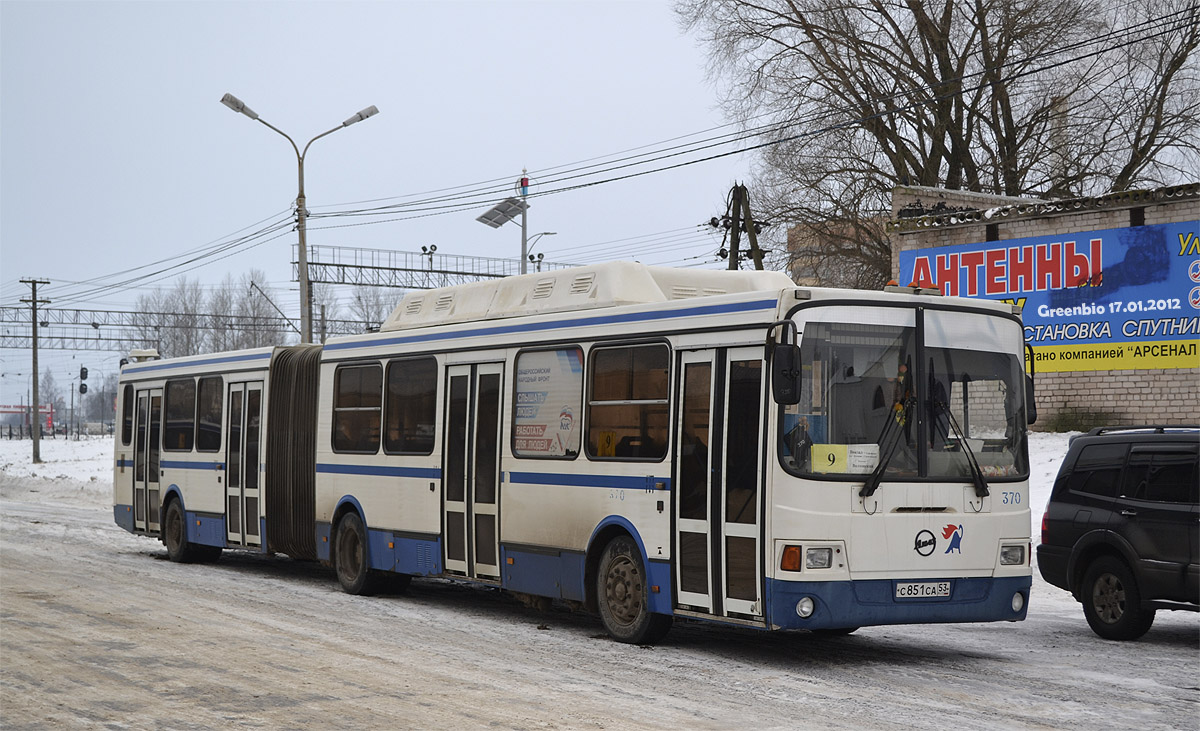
[765,575,1031,630]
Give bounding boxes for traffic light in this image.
[80,366,88,381]
[79,383,88,395]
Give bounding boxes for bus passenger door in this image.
[133,387,163,533]
[674,348,765,620]
[443,363,503,581]
[225,381,263,547]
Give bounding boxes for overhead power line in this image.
[11,5,1191,310]
[298,6,1194,228]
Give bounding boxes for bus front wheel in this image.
[596,535,672,644]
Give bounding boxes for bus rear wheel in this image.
[596,535,672,644]
[334,512,379,596]
[163,500,220,564]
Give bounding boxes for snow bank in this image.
[0,435,112,508]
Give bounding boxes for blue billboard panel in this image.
[898,221,1200,371]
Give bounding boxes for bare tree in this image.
[39,370,65,433]
[310,282,343,342]
[348,284,400,332]
[132,277,207,358]
[236,269,286,350]
[128,270,295,357]
[206,274,237,353]
[679,0,1200,286]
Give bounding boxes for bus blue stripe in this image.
[508,471,670,490]
[325,298,778,352]
[316,463,442,479]
[160,460,222,470]
[124,352,271,374]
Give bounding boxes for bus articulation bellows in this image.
[113,262,1034,643]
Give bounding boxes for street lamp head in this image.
[343,105,379,127]
[220,93,259,120]
[528,231,557,249]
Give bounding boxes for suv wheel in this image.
[1080,556,1155,641]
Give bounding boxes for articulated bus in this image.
[114,262,1034,643]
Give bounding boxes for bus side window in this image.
[195,376,223,452]
[163,378,196,452]
[383,357,437,455]
[586,343,669,461]
[333,363,382,454]
[121,384,134,446]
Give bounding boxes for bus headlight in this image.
[1012,592,1025,612]
[796,596,815,618]
[806,547,833,569]
[1000,544,1026,565]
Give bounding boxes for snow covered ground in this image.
[1,434,1196,729]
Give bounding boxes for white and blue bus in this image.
[114,262,1034,643]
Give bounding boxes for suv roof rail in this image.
[1084,425,1199,436]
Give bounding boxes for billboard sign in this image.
[898,221,1200,372]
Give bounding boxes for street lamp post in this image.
[220,93,379,343]
[476,172,538,274]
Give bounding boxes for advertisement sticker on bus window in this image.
[514,348,583,458]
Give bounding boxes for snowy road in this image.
[1,437,1196,729]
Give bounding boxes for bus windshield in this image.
[780,308,1028,481]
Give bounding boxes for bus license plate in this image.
[895,581,951,598]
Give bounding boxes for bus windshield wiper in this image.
[860,394,913,499]
[932,395,990,498]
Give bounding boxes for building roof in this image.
[887,182,1199,233]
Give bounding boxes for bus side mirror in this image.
[1025,374,1037,425]
[772,344,802,405]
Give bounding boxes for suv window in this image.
[1122,446,1199,504]
[1066,443,1126,498]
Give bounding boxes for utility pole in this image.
[740,185,766,271]
[20,278,49,463]
[714,184,768,271]
[727,187,743,271]
[519,170,530,275]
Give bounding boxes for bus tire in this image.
[596,535,672,644]
[1081,556,1155,641]
[163,499,220,563]
[334,512,378,596]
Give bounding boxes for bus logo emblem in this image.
[914,530,936,556]
[943,524,965,554]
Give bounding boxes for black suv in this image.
[1038,426,1199,640]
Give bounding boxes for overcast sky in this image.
[0,0,754,404]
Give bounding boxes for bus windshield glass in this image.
[780,308,1028,481]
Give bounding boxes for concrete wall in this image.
[890,184,1200,430]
